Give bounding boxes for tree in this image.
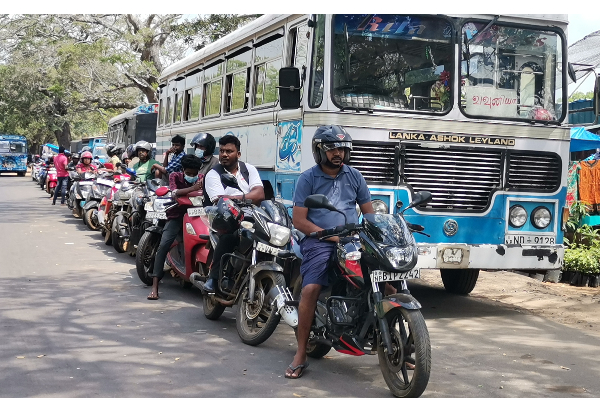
[569,91,594,102]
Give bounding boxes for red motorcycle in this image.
[46,167,57,197]
[98,172,130,246]
[135,186,210,286]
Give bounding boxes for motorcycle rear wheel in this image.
[203,295,226,320]
[136,231,160,286]
[378,308,430,398]
[236,270,284,346]
[103,224,112,245]
[83,208,100,231]
[112,215,128,253]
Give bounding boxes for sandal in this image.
[285,362,309,379]
[147,291,159,300]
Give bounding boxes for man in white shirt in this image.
[204,135,264,205]
[203,134,265,293]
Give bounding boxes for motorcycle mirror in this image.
[155,186,169,197]
[125,167,137,177]
[220,173,241,191]
[304,194,337,212]
[402,191,433,214]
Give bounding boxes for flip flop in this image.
[147,292,159,300]
[285,362,309,379]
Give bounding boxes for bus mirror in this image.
[278,67,301,109]
[568,62,577,83]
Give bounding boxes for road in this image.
[1,173,599,397]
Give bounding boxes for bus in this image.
[156,14,596,294]
[0,134,28,176]
[107,104,158,149]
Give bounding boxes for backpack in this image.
[202,161,250,206]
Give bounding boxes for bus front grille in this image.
[402,145,503,211]
[507,151,561,191]
[348,141,398,184]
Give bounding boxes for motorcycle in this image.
[38,164,48,190]
[31,161,44,182]
[67,172,96,218]
[189,173,299,346]
[98,172,131,246]
[135,185,209,287]
[108,169,140,253]
[82,172,116,231]
[112,174,163,256]
[295,192,432,398]
[46,167,58,197]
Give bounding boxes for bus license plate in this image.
[146,211,167,220]
[187,207,205,217]
[505,235,555,245]
[371,269,420,283]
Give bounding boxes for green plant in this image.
[563,223,600,275]
[566,201,591,234]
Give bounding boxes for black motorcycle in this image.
[298,192,432,398]
[189,173,299,346]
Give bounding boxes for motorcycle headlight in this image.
[267,222,291,247]
[531,206,552,229]
[189,196,204,207]
[509,205,527,228]
[372,199,389,215]
[153,199,170,212]
[385,246,416,270]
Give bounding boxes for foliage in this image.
[565,201,590,233]
[569,91,594,102]
[173,14,260,51]
[564,223,600,275]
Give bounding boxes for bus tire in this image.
[440,269,479,295]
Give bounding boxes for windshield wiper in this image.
[341,106,374,114]
[467,15,499,45]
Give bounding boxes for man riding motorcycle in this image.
[190,132,219,177]
[285,125,375,379]
[131,141,160,182]
[202,134,265,292]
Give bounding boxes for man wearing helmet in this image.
[150,134,186,178]
[131,140,160,182]
[189,132,219,176]
[285,125,374,379]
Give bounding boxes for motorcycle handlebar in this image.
[309,223,362,239]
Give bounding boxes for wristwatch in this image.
[172,189,179,197]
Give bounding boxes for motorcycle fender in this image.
[375,294,422,319]
[248,261,284,303]
[83,201,98,211]
[145,225,163,234]
[115,211,129,218]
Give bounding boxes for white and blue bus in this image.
[0,134,28,176]
[156,14,595,293]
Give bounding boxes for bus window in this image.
[174,92,183,123]
[461,21,563,121]
[288,22,309,98]
[332,15,453,113]
[309,14,326,108]
[203,61,224,117]
[166,96,173,125]
[225,48,252,112]
[158,98,165,126]
[253,35,283,107]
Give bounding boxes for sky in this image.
[567,14,599,94]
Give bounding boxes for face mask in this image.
[195,149,205,158]
[184,175,198,184]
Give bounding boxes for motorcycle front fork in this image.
[371,279,407,355]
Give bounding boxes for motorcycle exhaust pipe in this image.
[268,286,298,328]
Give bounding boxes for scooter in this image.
[135,185,210,286]
[67,172,96,218]
[46,167,58,197]
[82,172,116,231]
[98,172,131,247]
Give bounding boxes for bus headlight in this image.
[372,199,389,214]
[531,206,552,229]
[509,205,527,228]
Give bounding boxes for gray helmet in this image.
[134,140,152,156]
[311,125,352,164]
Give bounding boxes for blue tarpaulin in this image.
[570,127,600,152]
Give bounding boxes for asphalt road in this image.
[1,172,599,397]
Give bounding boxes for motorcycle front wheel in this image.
[378,308,431,398]
[83,208,100,231]
[136,231,160,286]
[103,223,112,245]
[236,270,284,346]
[112,215,128,253]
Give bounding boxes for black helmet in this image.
[190,132,216,155]
[207,198,242,234]
[105,143,116,156]
[125,144,135,159]
[311,125,352,164]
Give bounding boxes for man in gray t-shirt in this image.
[286,125,374,379]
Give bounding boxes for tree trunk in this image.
[54,121,72,149]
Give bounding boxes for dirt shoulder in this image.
[419,269,600,336]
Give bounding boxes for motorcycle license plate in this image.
[256,242,280,256]
[371,269,420,283]
[146,211,167,220]
[187,207,205,217]
[97,178,114,186]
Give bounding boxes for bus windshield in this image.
[0,140,26,154]
[460,21,564,122]
[332,15,454,113]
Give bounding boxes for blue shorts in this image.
[299,237,335,288]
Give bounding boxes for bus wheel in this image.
[440,269,479,295]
